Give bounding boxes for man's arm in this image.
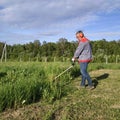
[73,43,84,59]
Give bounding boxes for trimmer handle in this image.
[71,61,75,66]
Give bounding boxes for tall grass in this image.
[0,62,76,112]
[0,62,120,112]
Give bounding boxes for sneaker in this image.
[86,85,95,90]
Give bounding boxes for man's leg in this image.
[80,63,86,87]
[80,62,93,87]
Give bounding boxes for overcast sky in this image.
[0,0,120,44]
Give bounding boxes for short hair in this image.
[76,30,84,35]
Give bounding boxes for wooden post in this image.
[54,57,56,62]
[104,55,108,64]
[45,57,47,62]
[116,55,119,64]
[20,57,22,62]
[1,42,7,62]
[106,56,108,64]
[5,44,7,62]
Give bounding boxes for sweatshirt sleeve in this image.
[73,43,84,58]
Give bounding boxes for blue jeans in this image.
[80,62,93,86]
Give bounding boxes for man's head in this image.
[76,31,84,41]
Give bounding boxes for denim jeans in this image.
[80,62,93,86]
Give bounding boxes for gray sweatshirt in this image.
[74,38,92,62]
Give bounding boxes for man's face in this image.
[76,33,84,41]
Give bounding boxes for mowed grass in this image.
[0,62,120,120]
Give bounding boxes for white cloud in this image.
[0,0,120,44]
[0,0,119,28]
[37,31,61,37]
[88,31,120,37]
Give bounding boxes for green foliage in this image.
[0,62,120,119]
[1,39,120,63]
[0,62,77,112]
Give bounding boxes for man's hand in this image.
[71,58,75,66]
[72,58,75,62]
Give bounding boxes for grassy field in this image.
[0,62,120,120]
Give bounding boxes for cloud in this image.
[86,31,120,41]
[88,31,120,37]
[0,0,119,29]
[0,0,120,44]
[0,32,37,44]
[37,31,61,37]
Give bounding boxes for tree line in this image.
[0,38,120,63]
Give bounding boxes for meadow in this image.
[0,62,120,120]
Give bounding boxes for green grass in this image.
[0,62,120,120]
[0,62,76,112]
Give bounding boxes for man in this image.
[72,31,94,89]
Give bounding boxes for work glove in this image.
[72,58,75,62]
[71,58,75,66]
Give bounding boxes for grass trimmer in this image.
[53,62,75,82]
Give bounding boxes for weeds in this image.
[0,62,77,112]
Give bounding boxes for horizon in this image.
[1,38,120,46]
